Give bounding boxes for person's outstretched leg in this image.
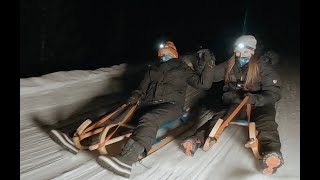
[252,105,284,174]
[97,103,182,178]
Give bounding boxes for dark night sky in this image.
[20,0,299,78]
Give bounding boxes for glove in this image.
[126,93,141,105]
[243,92,256,105]
[197,49,215,68]
[207,52,216,68]
[222,91,242,105]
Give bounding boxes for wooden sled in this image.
[72,102,138,150]
[92,108,193,158]
[202,96,262,159]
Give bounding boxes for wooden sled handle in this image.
[97,103,138,149]
[89,123,118,152]
[72,102,134,150]
[83,103,128,134]
[214,96,249,140]
[96,132,133,154]
[72,103,130,145]
[91,124,134,153]
[72,119,92,149]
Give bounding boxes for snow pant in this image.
[130,102,183,152]
[194,103,281,153]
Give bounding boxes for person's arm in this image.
[185,49,215,90]
[185,62,215,90]
[186,50,229,89]
[211,60,228,82]
[247,58,281,106]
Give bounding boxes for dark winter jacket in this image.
[209,55,281,107]
[132,58,214,106]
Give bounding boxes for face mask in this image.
[237,57,250,67]
[160,55,173,62]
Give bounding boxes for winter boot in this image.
[96,138,145,178]
[181,136,202,156]
[49,129,79,154]
[260,151,284,174]
[181,130,205,156]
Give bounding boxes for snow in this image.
[20,57,300,180]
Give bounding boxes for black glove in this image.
[126,93,141,105]
[197,49,215,68]
[207,52,216,68]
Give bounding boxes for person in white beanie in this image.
[234,35,257,55]
[181,35,284,174]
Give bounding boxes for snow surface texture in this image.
[20,58,300,180]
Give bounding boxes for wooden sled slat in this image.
[79,127,104,140]
[248,122,256,140]
[73,104,128,142]
[203,118,223,152]
[76,119,92,136]
[72,136,89,150]
[83,104,128,134]
[73,119,93,149]
[89,124,133,151]
[97,103,138,150]
[96,126,134,154]
[245,122,262,159]
[96,132,133,154]
[90,103,138,153]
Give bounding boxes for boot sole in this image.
[96,156,131,178]
[261,153,283,174]
[49,130,79,155]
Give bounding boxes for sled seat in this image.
[229,119,249,126]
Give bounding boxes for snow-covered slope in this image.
[20,58,300,180]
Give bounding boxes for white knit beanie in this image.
[234,35,257,54]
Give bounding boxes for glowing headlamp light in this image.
[159,44,164,48]
[236,43,255,51]
[237,43,245,48]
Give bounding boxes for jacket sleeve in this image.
[185,61,215,90]
[211,60,228,82]
[131,68,151,98]
[252,58,282,106]
[185,59,229,89]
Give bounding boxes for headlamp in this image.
[236,43,255,51]
[238,43,245,48]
